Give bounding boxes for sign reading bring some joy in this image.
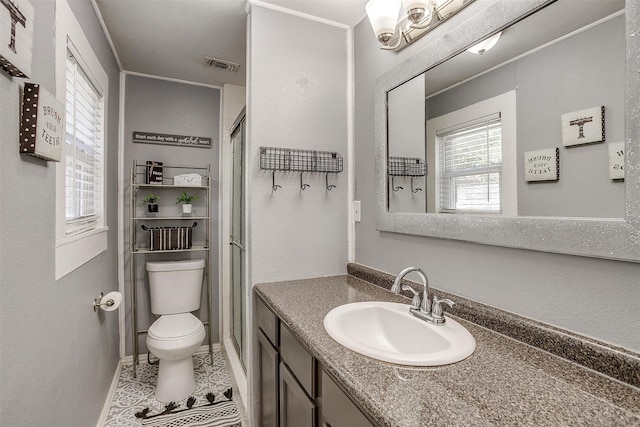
[0,0,34,78]
[132,131,212,148]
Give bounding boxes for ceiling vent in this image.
[205,57,240,72]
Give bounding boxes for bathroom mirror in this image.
[375,0,640,261]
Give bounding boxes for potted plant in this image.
[143,194,159,214]
[176,191,198,214]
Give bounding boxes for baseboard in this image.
[119,343,222,365]
[96,359,122,427]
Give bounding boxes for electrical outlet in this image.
[353,201,361,223]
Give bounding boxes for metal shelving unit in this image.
[129,160,213,377]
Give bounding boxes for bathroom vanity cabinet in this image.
[256,296,374,427]
[129,161,213,377]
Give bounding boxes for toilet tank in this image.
[146,260,205,315]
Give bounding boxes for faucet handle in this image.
[401,285,422,309]
[431,296,454,318]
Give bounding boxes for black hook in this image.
[300,173,310,190]
[411,177,422,193]
[326,173,336,191]
[272,171,282,191]
[392,176,403,192]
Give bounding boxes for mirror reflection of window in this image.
[437,115,502,213]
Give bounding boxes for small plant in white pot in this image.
[176,191,198,214]
[143,194,159,214]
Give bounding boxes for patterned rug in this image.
[103,351,242,427]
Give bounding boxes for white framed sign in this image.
[561,106,605,147]
[524,148,559,182]
[19,83,64,161]
[608,141,625,180]
[0,0,34,78]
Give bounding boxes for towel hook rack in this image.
[326,173,336,191]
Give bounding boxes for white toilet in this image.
[146,259,206,403]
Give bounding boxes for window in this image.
[437,115,502,213]
[426,91,517,216]
[65,49,104,236]
[55,0,108,279]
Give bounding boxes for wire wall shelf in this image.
[388,156,427,177]
[259,146,343,173]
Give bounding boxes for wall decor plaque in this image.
[561,106,605,147]
[524,148,559,182]
[132,131,212,148]
[0,0,34,78]
[608,141,625,180]
[19,83,63,161]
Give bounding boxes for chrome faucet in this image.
[391,267,454,325]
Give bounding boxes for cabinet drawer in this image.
[321,370,374,427]
[280,363,316,427]
[280,324,315,398]
[257,296,279,346]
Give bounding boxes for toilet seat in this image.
[148,313,204,341]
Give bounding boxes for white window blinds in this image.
[65,48,104,236]
[437,114,502,213]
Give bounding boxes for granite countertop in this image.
[255,275,640,427]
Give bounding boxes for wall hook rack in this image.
[272,171,282,191]
[326,173,336,191]
[300,172,310,190]
[259,146,343,191]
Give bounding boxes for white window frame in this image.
[427,91,517,216]
[55,0,108,280]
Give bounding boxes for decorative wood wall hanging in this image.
[608,141,625,180]
[561,106,605,147]
[524,148,559,182]
[0,0,34,78]
[19,82,63,161]
[132,131,212,148]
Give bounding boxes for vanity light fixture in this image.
[467,31,502,55]
[366,0,472,51]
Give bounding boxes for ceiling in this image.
[94,0,369,88]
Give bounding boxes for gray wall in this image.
[425,15,625,217]
[354,3,640,352]
[248,6,348,284]
[123,75,221,355]
[0,0,120,425]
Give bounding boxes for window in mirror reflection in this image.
[437,115,502,213]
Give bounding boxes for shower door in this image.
[230,109,246,369]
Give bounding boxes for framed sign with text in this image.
[0,0,34,78]
[524,148,559,182]
[608,141,625,180]
[19,83,64,161]
[561,106,605,147]
[132,131,212,148]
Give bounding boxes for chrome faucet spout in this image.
[392,266,451,325]
[391,266,430,315]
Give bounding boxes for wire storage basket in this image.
[388,156,426,176]
[259,146,343,173]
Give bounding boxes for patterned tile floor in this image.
[103,350,245,427]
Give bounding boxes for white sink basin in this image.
[323,301,476,366]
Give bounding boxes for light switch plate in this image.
[353,201,361,223]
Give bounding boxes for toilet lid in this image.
[148,313,204,340]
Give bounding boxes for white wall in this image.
[353,1,640,352]
[247,6,349,284]
[0,0,120,425]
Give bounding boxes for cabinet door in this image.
[279,363,316,427]
[321,370,374,427]
[258,330,279,427]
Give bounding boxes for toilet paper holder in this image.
[93,292,115,312]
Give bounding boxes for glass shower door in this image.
[230,109,246,369]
